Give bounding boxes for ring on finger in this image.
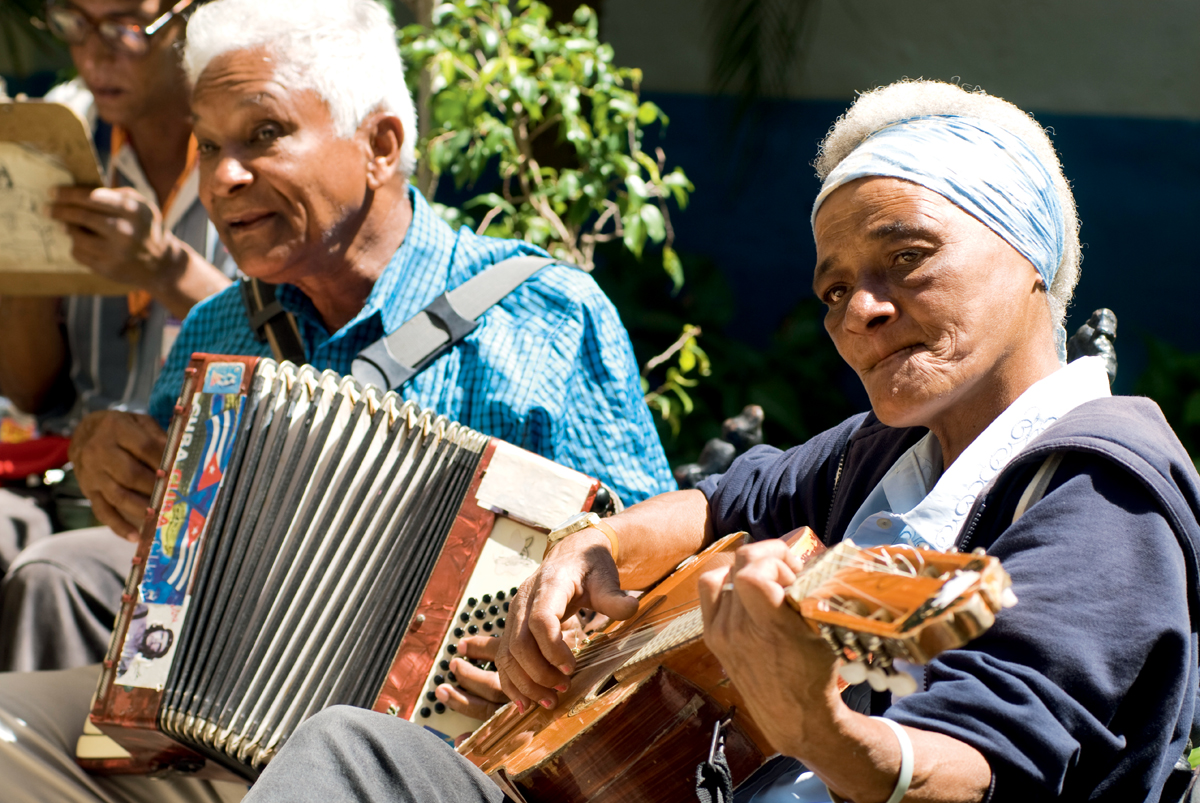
[721,581,735,593]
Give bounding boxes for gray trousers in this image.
[0,664,246,803]
[0,525,133,672]
[245,706,509,803]
[0,488,52,576]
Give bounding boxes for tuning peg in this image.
[866,666,889,692]
[838,660,868,685]
[886,671,918,697]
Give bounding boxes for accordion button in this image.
[453,628,464,638]
[460,612,470,623]
[426,692,436,702]
[482,594,492,604]
[511,587,519,597]
[447,671,457,683]
[447,645,457,655]
[420,707,431,718]
[434,674,445,685]
[496,618,505,628]
[496,591,506,601]
[483,623,493,632]
[503,602,510,612]
[434,703,446,714]
[488,605,499,615]
[467,597,478,607]
[473,610,486,620]
[468,625,478,635]
[439,660,450,671]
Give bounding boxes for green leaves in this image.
[399,0,692,276]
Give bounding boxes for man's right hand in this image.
[494,529,639,713]
[69,410,167,541]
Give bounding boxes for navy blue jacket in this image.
[699,396,1200,802]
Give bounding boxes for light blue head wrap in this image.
[811,115,1068,361]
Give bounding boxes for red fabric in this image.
[0,436,71,481]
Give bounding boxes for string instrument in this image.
[458,528,1016,803]
[77,353,605,780]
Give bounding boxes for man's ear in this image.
[362,113,406,190]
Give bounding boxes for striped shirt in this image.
[150,187,675,504]
[38,80,238,434]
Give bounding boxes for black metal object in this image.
[1067,308,1118,386]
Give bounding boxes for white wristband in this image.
[873,716,914,803]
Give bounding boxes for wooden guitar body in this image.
[458,530,1014,802]
[458,529,824,803]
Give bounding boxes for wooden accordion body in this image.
[79,354,601,781]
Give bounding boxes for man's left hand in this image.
[50,186,185,289]
[698,539,843,757]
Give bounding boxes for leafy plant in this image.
[397,0,692,282]
[397,0,705,436]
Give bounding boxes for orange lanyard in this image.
[111,127,199,320]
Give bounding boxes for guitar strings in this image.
[565,546,947,672]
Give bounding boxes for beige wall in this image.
[602,0,1200,119]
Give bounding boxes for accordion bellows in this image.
[81,354,601,780]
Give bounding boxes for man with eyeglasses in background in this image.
[0,0,237,673]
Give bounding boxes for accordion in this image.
[76,354,605,781]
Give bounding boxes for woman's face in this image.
[813,176,1053,437]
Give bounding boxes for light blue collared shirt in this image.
[844,356,1112,551]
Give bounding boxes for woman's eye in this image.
[897,250,919,264]
[823,286,847,305]
[196,140,218,157]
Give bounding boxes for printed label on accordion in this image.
[202,361,245,394]
[113,600,188,689]
[141,391,243,606]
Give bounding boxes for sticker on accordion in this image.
[140,392,243,606]
[202,361,245,394]
[114,599,188,689]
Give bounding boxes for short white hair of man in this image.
[814,80,1080,330]
[183,0,418,177]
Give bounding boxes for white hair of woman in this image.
[183,0,418,176]
[814,79,1080,331]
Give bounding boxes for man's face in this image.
[191,48,373,285]
[66,0,185,126]
[813,176,1047,433]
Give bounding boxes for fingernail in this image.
[514,700,526,714]
[558,664,572,674]
[540,698,554,709]
[554,683,568,692]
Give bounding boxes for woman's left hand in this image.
[698,539,843,757]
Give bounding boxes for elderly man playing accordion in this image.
[239,81,1200,803]
[0,0,674,800]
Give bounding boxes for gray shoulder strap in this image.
[1012,451,1066,524]
[351,255,557,389]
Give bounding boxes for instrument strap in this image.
[239,255,558,388]
[1012,451,1065,524]
[350,255,557,389]
[239,278,306,365]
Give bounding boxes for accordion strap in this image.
[240,278,306,365]
[351,255,558,390]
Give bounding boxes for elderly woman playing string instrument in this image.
[241,81,1200,803]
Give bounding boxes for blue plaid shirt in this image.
[150,188,675,504]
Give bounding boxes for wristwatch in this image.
[543,512,618,561]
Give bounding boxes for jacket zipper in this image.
[824,447,848,542]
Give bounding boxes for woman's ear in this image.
[363,113,405,191]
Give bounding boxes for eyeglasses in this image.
[36,0,197,56]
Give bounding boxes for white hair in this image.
[183,0,417,176]
[815,80,1080,329]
